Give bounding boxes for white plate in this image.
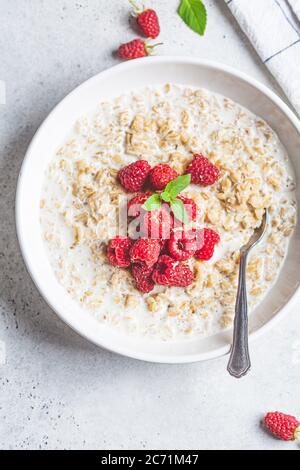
[16,57,300,363]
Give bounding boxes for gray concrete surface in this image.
[0,0,299,450]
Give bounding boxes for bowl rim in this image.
[15,56,300,363]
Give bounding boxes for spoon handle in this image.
[227,251,251,378]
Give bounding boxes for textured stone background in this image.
[0,0,299,450]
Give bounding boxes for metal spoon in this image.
[227,210,268,378]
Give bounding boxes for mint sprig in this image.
[162,174,191,200]
[142,174,191,224]
[178,0,207,37]
[142,193,161,211]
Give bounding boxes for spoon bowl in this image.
[241,211,269,254]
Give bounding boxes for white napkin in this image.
[288,0,300,20]
[225,0,300,114]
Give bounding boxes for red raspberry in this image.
[137,10,160,39]
[119,160,151,192]
[168,230,198,261]
[130,238,160,267]
[152,255,176,285]
[149,164,178,190]
[264,412,300,441]
[171,263,194,287]
[152,255,194,287]
[141,204,173,239]
[132,264,155,293]
[117,39,161,60]
[194,228,220,261]
[107,237,133,268]
[118,39,147,60]
[173,195,198,228]
[159,239,168,254]
[177,196,197,221]
[186,154,220,186]
[128,192,152,218]
[131,2,160,39]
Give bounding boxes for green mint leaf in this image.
[178,0,207,36]
[163,174,191,200]
[171,199,190,225]
[161,192,171,202]
[142,193,162,211]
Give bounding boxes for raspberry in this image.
[152,255,176,285]
[130,238,160,267]
[117,39,147,60]
[132,264,155,293]
[186,154,220,186]
[119,160,151,192]
[168,230,198,261]
[128,192,152,218]
[264,412,300,441]
[141,204,173,239]
[117,39,161,60]
[159,239,168,254]
[194,228,220,261]
[177,196,197,221]
[132,4,160,39]
[107,237,133,268]
[171,263,194,287]
[149,164,178,190]
[173,195,198,228]
[152,255,194,287]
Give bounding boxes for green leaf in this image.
[161,192,171,203]
[178,0,207,36]
[142,193,162,211]
[163,174,191,200]
[171,199,190,225]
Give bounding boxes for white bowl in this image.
[16,57,300,363]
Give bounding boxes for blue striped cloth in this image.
[225,0,300,114]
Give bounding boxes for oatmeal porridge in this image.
[40,84,297,340]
